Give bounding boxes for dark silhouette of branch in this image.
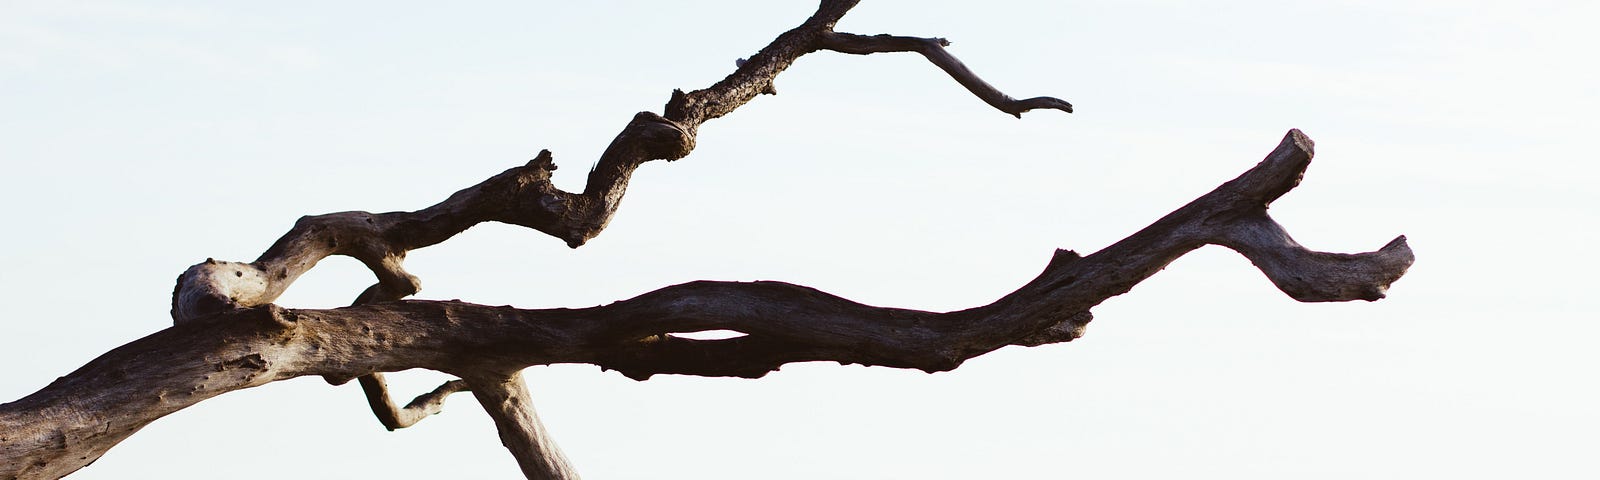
[817,32,1073,117]
[157,3,1079,475]
[0,129,1411,478]
[0,1,1413,478]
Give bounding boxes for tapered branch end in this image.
[1206,130,1409,303]
[1013,96,1073,116]
[1244,232,1414,303]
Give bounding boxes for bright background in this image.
[2,1,1595,478]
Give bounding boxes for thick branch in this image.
[169,0,1068,324]
[151,3,1082,476]
[346,260,472,431]
[3,131,1411,478]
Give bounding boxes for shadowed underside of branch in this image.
[0,1,1413,479]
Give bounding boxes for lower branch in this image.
[1,130,1410,478]
[464,373,580,480]
[357,374,469,431]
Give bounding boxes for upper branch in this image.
[170,0,1071,325]
[817,32,1074,117]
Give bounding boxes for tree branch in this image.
[817,32,1074,117]
[162,0,1078,462]
[463,373,580,480]
[168,0,1070,325]
[356,374,468,431]
[0,130,1411,478]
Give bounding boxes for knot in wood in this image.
[171,260,270,323]
[627,111,694,160]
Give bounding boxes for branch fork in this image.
[0,1,1415,479]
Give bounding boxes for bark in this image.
[464,373,579,480]
[0,1,1413,479]
[0,129,1411,479]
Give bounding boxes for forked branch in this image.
[0,2,1413,479]
[162,0,1078,465]
[170,0,1072,325]
[0,130,1411,479]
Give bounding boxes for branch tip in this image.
[527,150,556,171]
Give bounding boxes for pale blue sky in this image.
[2,1,1596,478]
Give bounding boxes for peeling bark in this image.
[0,1,1413,479]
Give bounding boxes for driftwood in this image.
[0,1,1411,479]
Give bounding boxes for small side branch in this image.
[818,32,1074,117]
[356,374,468,431]
[1217,216,1412,302]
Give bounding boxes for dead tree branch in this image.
[0,1,1412,479]
[170,0,1071,325]
[817,32,1074,117]
[157,2,1077,474]
[0,128,1411,478]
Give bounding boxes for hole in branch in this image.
[665,330,749,341]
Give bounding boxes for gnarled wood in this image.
[0,130,1411,478]
[158,2,1080,473]
[0,2,1414,479]
[169,0,1070,326]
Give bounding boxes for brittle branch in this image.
[818,32,1074,117]
[6,130,1409,478]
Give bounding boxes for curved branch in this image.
[168,0,1070,324]
[164,0,1076,450]
[2,131,1411,478]
[817,32,1074,117]
[357,374,469,431]
[661,0,861,128]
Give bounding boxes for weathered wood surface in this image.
[0,129,1411,479]
[0,0,1411,478]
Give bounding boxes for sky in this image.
[1,0,1596,478]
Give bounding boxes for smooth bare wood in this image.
[169,0,1071,325]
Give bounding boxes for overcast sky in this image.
[2,1,1596,478]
